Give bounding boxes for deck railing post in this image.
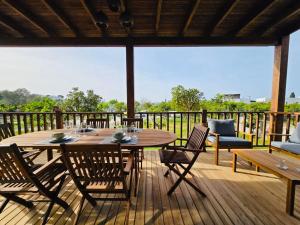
[202,109,208,127]
[54,107,63,129]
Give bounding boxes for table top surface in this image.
[232,149,300,181]
[0,128,177,149]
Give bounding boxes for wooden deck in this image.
[1,149,300,225]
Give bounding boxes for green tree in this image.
[63,87,102,112]
[171,85,203,111]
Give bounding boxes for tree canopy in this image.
[0,86,299,113]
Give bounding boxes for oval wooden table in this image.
[0,128,177,195]
[0,128,177,149]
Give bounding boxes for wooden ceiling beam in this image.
[0,14,33,37]
[232,0,275,36]
[42,0,82,37]
[3,0,54,37]
[0,37,279,47]
[80,0,104,36]
[278,18,300,37]
[181,0,201,36]
[155,0,163,34]
[255,2,300,36]
[205,0,239,36]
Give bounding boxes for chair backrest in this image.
[0,144,33,184]
[61,144,127,188]
[122,118,143,128]
[186,124,209,154]
[207,119,235,136]
[86,118,109,128]
[0,123,15,141]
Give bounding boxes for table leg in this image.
[286,180,297,215]
[233,153,237,172]
[134,150,139,196]
[47,149,53,161]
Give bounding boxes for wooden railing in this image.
[0,110,299,147]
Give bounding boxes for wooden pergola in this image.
[0,0,300,133]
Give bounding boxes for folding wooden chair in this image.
[0,144,69,225]
[0,123,41,165]
[61,143,134,224]
[159,124,209,195]
[86,118,109,128]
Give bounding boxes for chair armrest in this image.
[269,133,291,137]
[124,154,134,173]
[33,155,62,176]
[209,132,220,137]
[165,145,199,153]
[22,150,41,159]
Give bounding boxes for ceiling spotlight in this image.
[95,11,109,29]
[107,0,120,12]
[119,11,134,28]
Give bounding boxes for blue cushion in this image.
[207,136,252,147]
[289,122,300,144]
[271,141,300,155]
[208,119,235,136]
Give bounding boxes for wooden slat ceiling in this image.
[0,0,299,46]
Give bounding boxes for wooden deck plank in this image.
[0,149,299,225]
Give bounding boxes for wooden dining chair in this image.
[159,124,209,195]
[0,123,41,165]
[61,143,134,224]
[122,118,143,129]
[0,123,15,140]
[0,144,69,225]
[86,118,109,128]
[122,118,144,169]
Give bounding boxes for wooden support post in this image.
[270,36,289,140]
[126,44,135,118]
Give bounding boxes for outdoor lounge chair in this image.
[122,117,144,168]
[206,119,254,165]
[61,143,134,224]
[86,118,109,128]
[159,124,209,195]
[269,122,300,157]
[0,144,69,225]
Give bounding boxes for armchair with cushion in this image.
[206,119,254,165]
[269,122,300,157]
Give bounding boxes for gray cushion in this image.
[271,141,300,155]
[289,122,300,144]
[207,136,252,148]
[208,119,235,136]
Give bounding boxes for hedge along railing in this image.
[0,110,299,147]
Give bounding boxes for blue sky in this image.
[0,31,299,102]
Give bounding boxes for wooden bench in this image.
[232,149,300,216]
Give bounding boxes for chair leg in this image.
[167,166,206,197]
[215,146,219,165]
[74,197,85,225]
[164,163,175,177]
[0,199,10,213]
[1,194,34,209]
[42,200,55,225]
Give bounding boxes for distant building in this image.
[223,94,241,102]
[286,97,300,104]
[255,97,270,103]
